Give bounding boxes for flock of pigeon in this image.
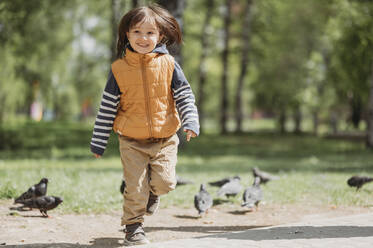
[193,167,276,216]
[193,170,373,216]
[117,167,273,216]
[12,178,63,217]
[11,170,373,218]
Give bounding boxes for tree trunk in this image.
[330,110,338,134]
[234,0,253,133]
[366,58,373,147]
[293,106,302,134]
[157,0,186,65]
[278,110,287,134]
[312,110,319,136]
[351,94,362,129]
[197,0,214,134]
[110,0,124,62]
[0,95,5,125]
[132,0,139,8]
[220,0,232,134]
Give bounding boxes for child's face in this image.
[127,20,162,54]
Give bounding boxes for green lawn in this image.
[1,121,373,214]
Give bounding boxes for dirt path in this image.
[0,199,370,247]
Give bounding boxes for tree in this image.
[132,0,139,8]
[157,0,186,65]
[70,0,115,121]
[250,0,331,133]
[326,0,373,140]
[110,0,126,62]
[0,0,77,122]
[196,0,215,134]
[220,0,232,134]
[367,58,373,147]
[234,0,253,133]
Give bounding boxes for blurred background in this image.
[1,0,373,213]
[1,0,373,140]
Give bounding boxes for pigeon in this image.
[176,175,194,186]
[217,177,243,198]
[120,179,126,194]
[194,184,213,215]
[242,177,263,210]
[208,176,241,187]
[14,178,49,204]
[347,176,373,191]
[20,195,63,217]
[252,167,278,184]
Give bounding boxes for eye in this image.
[147,31,154,35]
[130,29,140,34]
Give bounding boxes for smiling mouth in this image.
[136,43,149,48]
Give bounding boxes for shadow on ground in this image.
[2,237,123,248]
[197,225,373,240]
[145,225,270,234]
[3,225,373,247]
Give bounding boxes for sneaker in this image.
[146,192,160,216]
[123,223,149,246]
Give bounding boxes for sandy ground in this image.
[0,199,370,247]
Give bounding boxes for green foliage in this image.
[325,0,373,128]
[251,0,330,112]
[0,0,113,122]
[0,0,79,120]
[327,0,373,100]
[0,181,17,199]
[1,0,373,133]
[0,121,119,159]
[0,46,26,122]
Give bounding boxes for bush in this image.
[0,128,23,150]
[0,181,17,199]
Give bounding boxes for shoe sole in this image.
[145,210,156,216]
[123,239,150,246]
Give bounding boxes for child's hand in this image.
[184,129,197,142]
[93,153,101,158]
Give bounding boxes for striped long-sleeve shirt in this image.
[90,46,199,156]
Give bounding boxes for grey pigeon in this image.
[14,178,49,204]
[252,167,278,184]
[194,184,213,215]
[176,175,194,186]
[242,177,262,210]
[120,179,126,194]
[21,195,63,217]
[217,177,242,198]
[208,176,241,187]
[347,175,373,191]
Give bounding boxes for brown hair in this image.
[116,4,182,58]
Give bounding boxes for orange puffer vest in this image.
[111,48,181,139]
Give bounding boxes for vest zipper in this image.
[141,55,153,137]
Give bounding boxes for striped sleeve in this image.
[90,70,121,155]
[171,61,200,136]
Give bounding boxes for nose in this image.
[139,34,148,40]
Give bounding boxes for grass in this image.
[1,121,373,214]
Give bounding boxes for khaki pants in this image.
[118,134,179,225]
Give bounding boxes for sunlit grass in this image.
[1,121,373,214]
